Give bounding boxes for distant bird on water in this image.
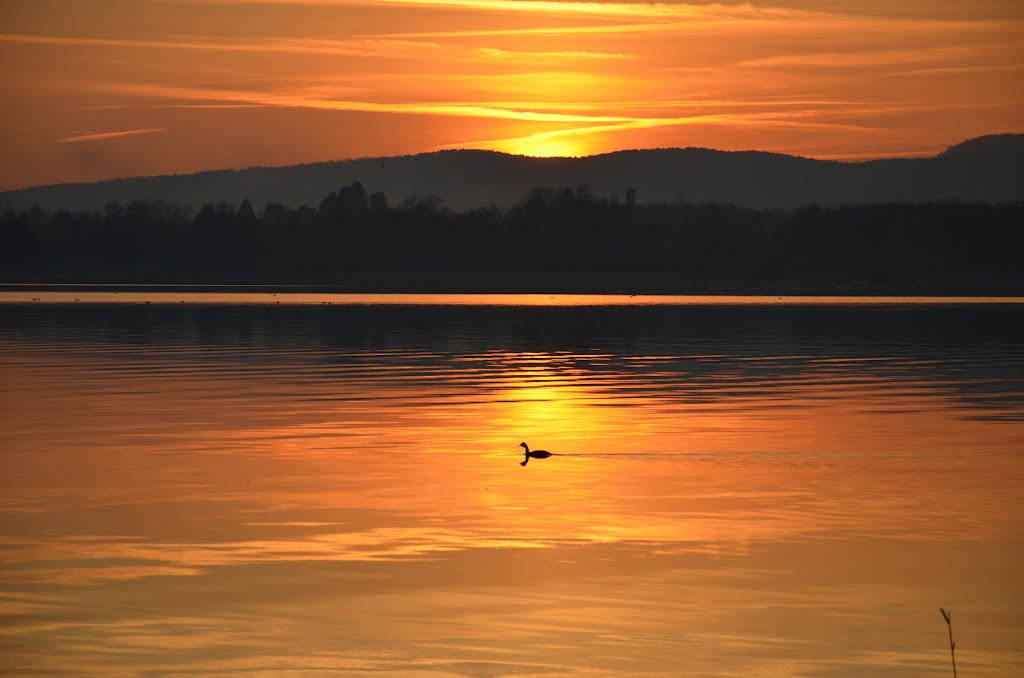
[519,442,552,466]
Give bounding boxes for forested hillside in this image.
[3,182,1021,293]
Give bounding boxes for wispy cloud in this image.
[71,104,271,110]
[737,44,1020,69]
[162,0,714,19]
[0,33,446,58]
[93,81,639,123]
[884,63,1024,77]
[162,0,1024,31]
[366,22,682,39]
[73,78,934,145]
[57,128,167,143]
[0,32,628,62]
[471,47,629,60]
[357,0,710,18]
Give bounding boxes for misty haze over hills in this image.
[2,134,1022,214]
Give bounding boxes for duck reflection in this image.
[520,442,553,466]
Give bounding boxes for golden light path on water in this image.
[2,291,1024,305]
[1,297,1022,676]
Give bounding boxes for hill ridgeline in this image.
[2,134,1022,213]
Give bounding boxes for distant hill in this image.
[2,134,1022,213]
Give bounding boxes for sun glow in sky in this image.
[0,0,1022,189]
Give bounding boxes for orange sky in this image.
[1,0,1022,190]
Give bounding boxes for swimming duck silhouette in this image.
[519,442,552,466]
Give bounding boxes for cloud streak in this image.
[57,128,167,143]
[0,33,448,58]
[164,0,1024,31]
[0,32,628,62]
[164,0,720,19]
[93,81,639,123]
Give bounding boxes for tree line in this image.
[2,182,1022,291]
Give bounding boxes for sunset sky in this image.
[1,0,1022,190]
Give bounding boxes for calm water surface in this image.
[1,295,1023,677]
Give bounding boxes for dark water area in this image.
[1,297,1023,676]
[4,300,1023,415]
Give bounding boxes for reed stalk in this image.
[939,608,957,678]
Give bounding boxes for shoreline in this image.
[3,270,1024,298]
[4,290,1024,306]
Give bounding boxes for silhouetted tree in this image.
[237,198,256,222]
[369,191,388,212]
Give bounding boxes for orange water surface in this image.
[1,297,1022,676]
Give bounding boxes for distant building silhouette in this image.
[625,187,636,207]
[576,185,592,200]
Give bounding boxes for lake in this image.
[1,294,1022,677]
